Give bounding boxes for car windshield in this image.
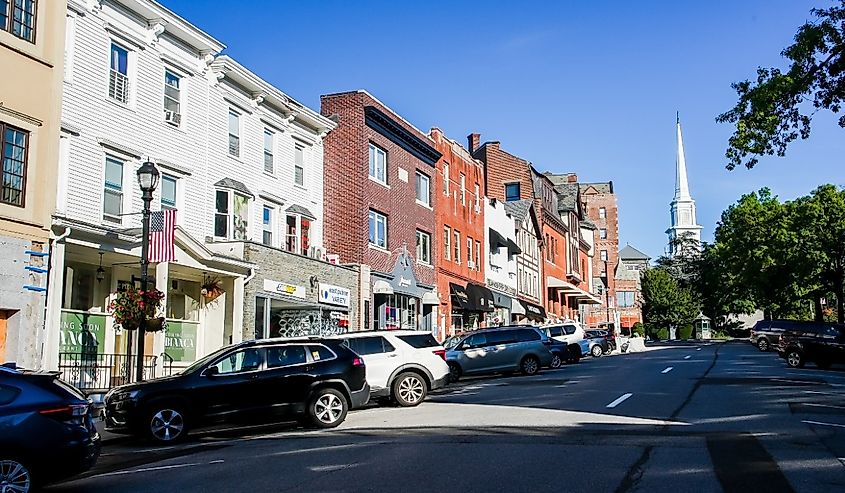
[443,336,462,349]
[180,345,234,374]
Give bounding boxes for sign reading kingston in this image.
[263,279,305,299]
[319,283,350,308]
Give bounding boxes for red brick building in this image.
[429,129,490,339]
[321,91,441,331]
[532,172,574,322]
[579,180,619,328]
[616,244,650,333]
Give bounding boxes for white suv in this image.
[545,320,587,362]
[333,331,450,407]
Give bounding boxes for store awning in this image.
[450,283,471,310]
[466,283,495,312]
[546,276,570,289]
[520,300,547,321]
[372,280,394,295]
[489,229,509,251]
[491,291,513,309]
[422,291,439,305]
[511,298,525,315]
[506,238,522,255]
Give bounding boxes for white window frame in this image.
[102,155,125,222]
[454,230,461,264]
[415,171,430,207]
[160,174,178,211]
[228,109,240,158]
[263,129,274,174]
[64,12,76,82]
[368,209,387,249]
[475,240,481,272]
[600,228,608,240]
[460,172,466,205]
[163,69,182,126]
[467,237,472,268]
[599,207,607,219]
[474,182,480,211]
[416,230,431,265]
[444,226,451,261]
[294,143,305,187]
[443,162,450,196]
[262,204,275,247]
[368,143,387,185]
[214,189,250,240]
[600,250,608,262]
[108,41,131,105]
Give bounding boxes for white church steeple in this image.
[666,114,702,257]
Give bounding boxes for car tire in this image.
[306,388,348,428]
[144,402,189,443]
[448,362,462,383]
[757,338,770,352]
[392,372,428,407]
[591,344,604,358]
[603,346,612,355]
[0,459,32,493]
[786,349,805,368]
[566,345,581,364]
[520,355,540,376]
[550,354,563,368]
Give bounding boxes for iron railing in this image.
[58,352,157,392]
[109,69,129,103]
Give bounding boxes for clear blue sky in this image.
[163,0,844,259]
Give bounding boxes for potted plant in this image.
[108,286,167,332]
[201,275,224,300]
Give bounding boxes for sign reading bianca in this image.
[319,283,350,307]
[263,279,305,299]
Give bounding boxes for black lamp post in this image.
[136,160,159,382]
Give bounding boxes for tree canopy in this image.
[717,1,845,170]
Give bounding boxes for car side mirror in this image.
[204,366,219,377]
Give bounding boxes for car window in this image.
[0,385,20,406]
[464,333,488,349]
[397,334,439,348]
[487,330,517,345]
[820,326,841,338]
[210,348,262,374]
[563,325,577,335]
[344,336,395,355]
[548,326,563,337]
[515,329,541,342]
[266,345,307,368]
[308,345,336,361]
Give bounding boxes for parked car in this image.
[445,326,554,381]
[750,320,788,352]
[104,338,369,443]
[776,321,845,369]
[542,325,582,365]
[332,331,449,407]
[0,365,101,492]
[585,330,612,357]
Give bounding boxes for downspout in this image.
[40,226,71,369]
[244,267,255,285]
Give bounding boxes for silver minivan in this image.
[445,326,554,381]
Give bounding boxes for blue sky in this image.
[163,0,844,259]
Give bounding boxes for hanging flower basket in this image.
[108,286,167,332]
[200,275,224,301]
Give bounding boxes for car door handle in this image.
[387,354,398,358]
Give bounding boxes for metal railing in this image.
[58,352,157,392]
[109,69,129,103]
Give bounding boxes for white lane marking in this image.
[803,403,845,410]
[684,355,691,360]
[606,393,633,408]
[662,367,674,374]
[802,420,845,429]
[697,348,702,351]
[90,462,203,478]
[209,460,225,464]
[772,378,821,385]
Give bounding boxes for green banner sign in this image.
[60,311,106,356]
[165,321,197,363]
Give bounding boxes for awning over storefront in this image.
[511,298,525,315]
[547,277,603,305]
[466,283,495,312]
[450,283,470,310]
[520,300,547,321]
[373,280,394,295]
[490,290,513,309]
[489,229,509,251]
[506,238,522,255]
[422,291,440,305]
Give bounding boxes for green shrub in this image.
[678,324,693,340]
[632,322,645,337]
[657,328,669,340]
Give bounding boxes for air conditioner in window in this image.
[164,110,181,125]
[475,204,481,214]
[308,246,325,260]
[467,260,475,269]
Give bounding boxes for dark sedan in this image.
[585,330,611,357]
[0,365,101,492]
[104,338,369,443]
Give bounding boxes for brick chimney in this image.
[567,173,578,183]
[468,133,480,152]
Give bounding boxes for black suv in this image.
[776,321,845,369]
[750,319,789,352]
[1,365,101,490]
[104,338,369,443]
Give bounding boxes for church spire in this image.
[674,115,691,202]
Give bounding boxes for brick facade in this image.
[430,128,486,337]
[580,180,619,327]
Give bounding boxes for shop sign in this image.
[487,278,517,296]
[399,277,412,287]
[60,311,106,355]
[164,321,197,363]
[318,283,350,308]
[264,279,305,299]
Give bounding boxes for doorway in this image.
[0,311,9,363]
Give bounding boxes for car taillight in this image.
[352,357,364,367]
[40,403,88,421]
[433,349,446,360]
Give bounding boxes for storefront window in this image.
[62,263,110,312]
[381,294,419,330]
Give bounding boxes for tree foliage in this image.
[717,1,845,170]
[641,267,699,330]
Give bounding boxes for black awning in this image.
[520,300,547,321]
[507,238,522,255]
[466,283,495,312]
[450,283,471,310]
[489,229,509,251]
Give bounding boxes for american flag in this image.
[149,210,176,262]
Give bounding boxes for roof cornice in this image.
[364,106,441,166]
[113,0,225,54]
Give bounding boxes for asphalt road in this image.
[47,341,845,493]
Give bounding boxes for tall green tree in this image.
[717,1,845,170]
[641,267,699,331]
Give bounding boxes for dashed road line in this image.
[684,355,692,360]
[697,347,702,351]
[802,420,845,429]
[607,393,633,408]
[661,367,674,374]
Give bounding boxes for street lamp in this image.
[135,160,159,382]
[604,260,611,331]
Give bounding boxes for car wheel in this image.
[392,372,428,407]
[566,345,581,364]
[146,404,189,443]
[786,350,805,368]
[307,388,348,428]
[448,362,462,383]
[757,338,770,352]
[603,345,612,355]
[521,356,540,376]
[0,459,31,493]
[591,344,604,358]
[550,354,563,368]
[816,360,832,370]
